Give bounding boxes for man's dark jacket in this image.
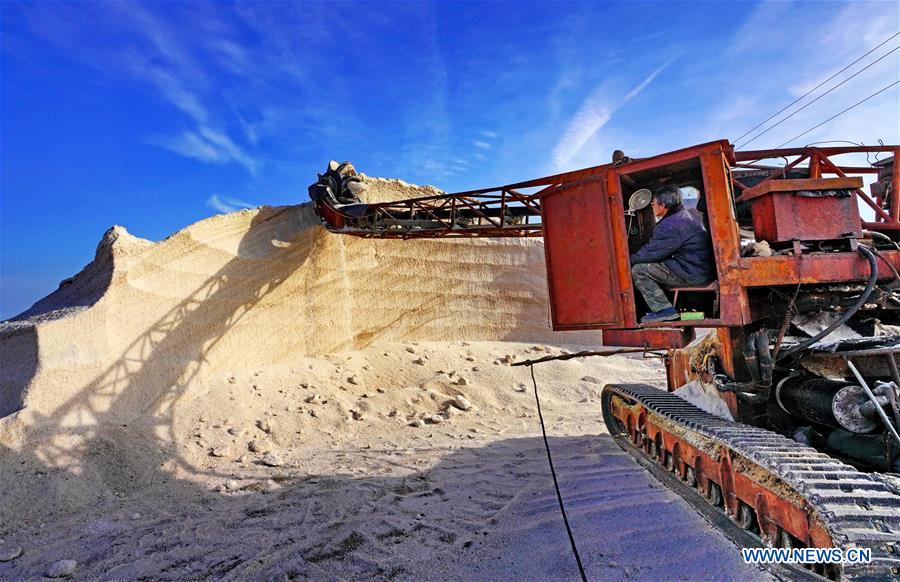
[630,208,715,283]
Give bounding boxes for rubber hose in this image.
[756,331,774,388]
[863,230,900,251]
[776,245,878,362]
[743,332,762,386]
[871,247,900,287]
[736,331,774,404]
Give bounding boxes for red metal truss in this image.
[315,186,549,239]
[318,142,897,237]
[734,145,900,230]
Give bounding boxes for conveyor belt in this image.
[314,190,544,239]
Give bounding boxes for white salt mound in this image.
[0,176,598,427]
[674,380,734,421]
[0,176,764,581]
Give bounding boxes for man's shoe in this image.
[641,307,680,323]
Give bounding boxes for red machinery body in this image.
[539,141,897,330]
[535,142,897,412]
[743,177,863,245]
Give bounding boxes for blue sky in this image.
[1,1,898,319]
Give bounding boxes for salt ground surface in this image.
[0,176,769,580]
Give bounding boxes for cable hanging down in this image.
[529,364,588,582]
[732,31,900,146]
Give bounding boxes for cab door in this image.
[541,176,629,330]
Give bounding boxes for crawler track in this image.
[602,383,900,580]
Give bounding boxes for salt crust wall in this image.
[0,200,599,432]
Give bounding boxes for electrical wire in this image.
[800,140,882,165]
[866,230,900,252]
[875,139,888,162]
[802,140,865,147]
[735,138,879,170]
[736,44,900,149]
[872,247,900,284]
[774,80,900,149]
[529,364,588,582]
[732,31,899,145]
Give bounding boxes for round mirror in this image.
[629,189,652,211]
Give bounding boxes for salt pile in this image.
[0,176,766,580]
[1,174,598,428]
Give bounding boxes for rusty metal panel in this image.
[315,201,346,229]
[740,177,863,201]
[605,172,640,328]
[542,178,625,330]
[700,151,748,325]
[604,328,695,349]
[739,250,900,286]
[751,191,862,243]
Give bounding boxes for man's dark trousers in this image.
[631,262,698,312]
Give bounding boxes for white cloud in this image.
[197,127,258,171]
[235,112,260,145]
[419,159,452,177]
[151,127,259,174]
[81,3,215,126]
[553,59,673,169]
[620,59,674,104]
[552,96,612,169]
[473,140,491,149]
[19,2,261,174]
[396,8,454,184]
[206,194,254,214]
[730,0,794,54]
[208,38,250,75]
[142,67,210,124]
[481,130,498,138]
[156,132,222,162]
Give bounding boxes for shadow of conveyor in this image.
[0,434,768,581]
[0,325,38,417]
[1,206,318,481]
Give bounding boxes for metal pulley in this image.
[775,376,882,434]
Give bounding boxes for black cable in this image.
[866,230,900,252]
[529,364,588,582]
[776,245,879,361]
[800,140,878,165]
[735,139,875,172]
[774,80,900,149]
[736,44,900,149]
[733,31,900,145]
[871,246,900,285]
